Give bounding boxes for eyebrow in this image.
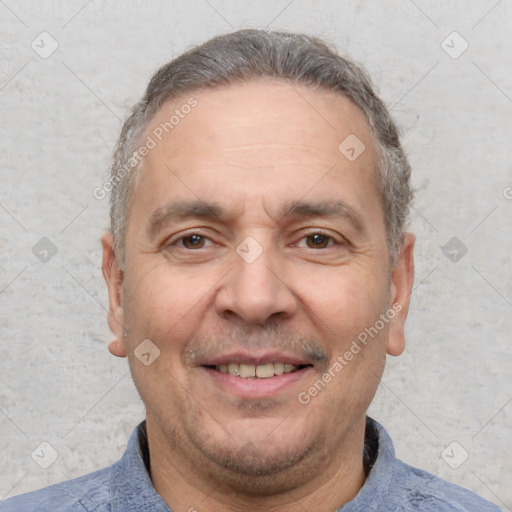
[147,198,365,239]
[280,199,365,232]
[147,200,223,239]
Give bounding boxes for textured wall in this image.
[1,0,511,508]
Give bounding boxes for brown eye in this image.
[305,233,332,248]
[181,234,206,249]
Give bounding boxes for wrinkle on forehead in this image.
[141,80,376,164]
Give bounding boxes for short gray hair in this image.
[109,29,412,268]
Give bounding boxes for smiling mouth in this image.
[204,362,312,379]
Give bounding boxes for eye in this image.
[297,232,336,249]
[177,234,212,249]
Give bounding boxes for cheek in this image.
[121,267,205,406]
[123,263,218,348]
[297,265,389,343]
[301,270,389,418]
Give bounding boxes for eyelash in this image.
[175,233,214,249]
[168,230,341,250]
[295,231,339,249]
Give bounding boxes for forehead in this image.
[141,79,376,165]
[130,79,383,230]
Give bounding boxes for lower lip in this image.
[201,366,313,399]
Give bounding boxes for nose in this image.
[215,245,297,325]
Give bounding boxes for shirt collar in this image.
[340,417,396,511]
[109,421,171,511]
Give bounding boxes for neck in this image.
[145,416,368,512]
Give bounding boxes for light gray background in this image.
[1,0,511,508]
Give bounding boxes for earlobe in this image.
[101,233,127,357]
[386,233,415,357]
[108,337,127,358]
[386,302,406,356]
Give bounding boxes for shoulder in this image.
[360,418,503,512]
[392,459,503,512]
[0,467,112,512]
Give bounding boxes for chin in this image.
[181,414,324,494]
[209,438,312,475]
[199,434,322,496]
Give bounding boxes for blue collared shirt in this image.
[1,417,502,511]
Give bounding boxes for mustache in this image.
[182,324,330,370]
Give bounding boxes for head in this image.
[102,29,414,498]
[108,30,412,269]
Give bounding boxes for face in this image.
[103,80,414,494]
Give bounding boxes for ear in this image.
[386,232,415,356]
[101,232,127,358]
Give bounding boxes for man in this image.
[1,29,501,511]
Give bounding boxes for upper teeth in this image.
[216,363,298,379]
